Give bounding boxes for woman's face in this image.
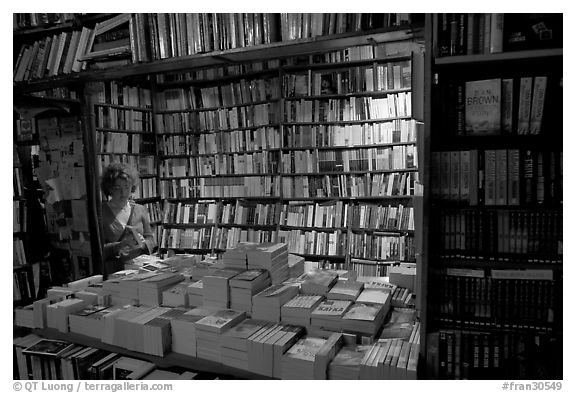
[109,178,132,202]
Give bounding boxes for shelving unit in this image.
[424,13,562,380]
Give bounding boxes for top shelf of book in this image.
[13,24,423,95]
[434,48,562,66]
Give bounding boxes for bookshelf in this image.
[152,39,425,278]
[424,13,562,380]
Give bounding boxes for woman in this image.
[100,162,156,274]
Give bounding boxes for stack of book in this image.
[46,298,86,332]
[300,268,339,296]
[202,269,241,308]
[280,294,323,327]
[252,284,299,323]
[327,344,373,380]
[229,269,271,314]
[378,307,418,341]
[114,271,158,304]
[195,309,246,363]
[358,338,405,379]
[246,323,283,375]
[87,352,121,379]
[326,280,364,301]
[280,336,327,379]
[68,305,112,338]
[247,242,289,284]
[186,280,204,306]
[221,319,273,371]
[221,242,255,270]
[191,258,219,280]
[271,325,305,378]
[170,307,216,357]
[142,307,187,357]
[138,272,184,306]
[357,276,397,293]
[15,305,34,328]
[341,302,388,337]
[112,356,156,380]
[20,338,75,379]
[356,288,392,314]
[106,306,155,349]
[287,254,305,278]
[162,281,193,307]
[14,334,41,379]
[310,299,352,332]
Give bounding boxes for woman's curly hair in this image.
[100,162,139,197]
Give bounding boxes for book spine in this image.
[529,76,547,135]
[517,77,533,135]
[489,13,504,53]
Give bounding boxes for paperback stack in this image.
[229,269,271,314]
[68,305,111,338]
[341,303,388,337]
[327,344,372,380]
[202,269,241,308]
[247,242,289,284]
[378,307,418,340]
[252,284,299,323]
[186,280,204,306]
[221,242,256,270]
[221,319,273,371]
[356,288,392,314]
[246,323,282,375]
[142,307,187,356]
[123,307,172,354]
[271,325,305,378]
[46,298,86,332]
[14,334,41,380]
[15,305,34,328]
[138,272,184,306]
[357,276,397,293]
[280,294,323,327]
[195,309,246,363]
[359,338,405,380]
[21,338,75,379]
[170,307,216,357]
[280,336,327,379]
[192,258,219,280]
[310,299,352,332]
[124,254,164,271]
[108,306,155,349]
[112,356,156,380]
[326,280,364,301]
[300,268,339,296]
[287,254,305,278]
[162,281,193,307]
[115,271,158,304]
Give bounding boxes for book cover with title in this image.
[465,79,501,135]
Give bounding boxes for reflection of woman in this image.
[100,163,155,274]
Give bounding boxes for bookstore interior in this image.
[12,13,563,381]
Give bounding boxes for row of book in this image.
[164,79,279,110]
[431,329,561,380]
[284,120,420,147]
[433,209,562,257]
[156,59,281,84]
[432,149,562,206]
[281,145,418,172]
[132,178,157,200]
[14,335,198,380]
[283,60,411,97]
[14,239,28,266]
[430,269,557,331]
[14,167,24,198]
[14,27,94,82]
[94,106,153,132]
[162,201,218,225]
[284,93,412,122]
[157,103,279,133]
[349,233,415,262]
[159,127,281,155]
[97,155,156,178]
[130,13,414,62]
[14,268,34,302]
[281,172,422,198]
[157,120,418,156]
[140,201,162,223]
[13,200,27,233]
[92,81,152,108]
[436,13,562,57]
[14,13,76,30]
[438,75,555,137]
[97,132,155,154]
[160,176,280,199]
